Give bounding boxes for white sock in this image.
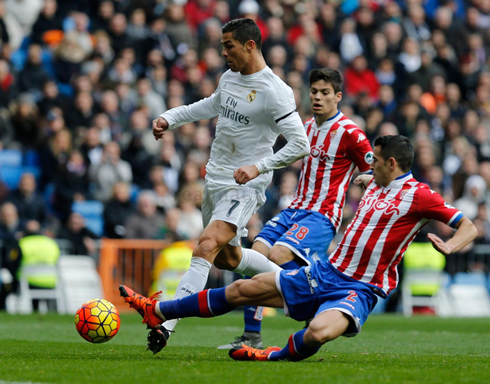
[233,248,282,276]
[162,256,212,332]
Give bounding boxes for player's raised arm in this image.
[154,89,222,140]
[427,217,477,256]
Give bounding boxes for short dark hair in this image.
[308,68,343,93]
[374,135,414,172]
[222,18,262,50]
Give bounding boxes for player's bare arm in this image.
[233,164,260,185]
[152,117,169,140]
[427,217,477,256]
[354,174,373,188]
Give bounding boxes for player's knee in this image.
[306,320,339,345]
[194,237,219,259]
[269,245,294,265]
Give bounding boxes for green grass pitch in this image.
[1,311,489,383]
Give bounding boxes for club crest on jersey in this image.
[330,129,338,141]
[247,90,256,102]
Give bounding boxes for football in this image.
[75,298,120,343]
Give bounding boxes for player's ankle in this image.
[153,301,166,321]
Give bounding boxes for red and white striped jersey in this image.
[329,173,464,296]
[289,111,373,231]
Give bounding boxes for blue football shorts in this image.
[255,208,335,264]
[275,260,378,336]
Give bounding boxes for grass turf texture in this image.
[0,312,489,383]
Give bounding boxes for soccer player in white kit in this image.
[121,18,309,348]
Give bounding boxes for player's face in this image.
[221,32,249,73]
[372,145,391,187]
[309,80,342,119]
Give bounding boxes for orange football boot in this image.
[228,344,281,361]
[119,285,164,329]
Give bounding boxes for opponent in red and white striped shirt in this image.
[289,111,373,231]
[329,136,473,296]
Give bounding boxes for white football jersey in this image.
[160,67,308,193]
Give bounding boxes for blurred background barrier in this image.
[98,238,172,311]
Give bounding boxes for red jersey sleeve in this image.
[416,185,464,228]
[345,128,374,173]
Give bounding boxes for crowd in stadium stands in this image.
[0,0,489,275]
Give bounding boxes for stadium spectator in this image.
[0,202,24,241]
[131,78,166,119]
[7,173,47,231]
[402,4,431,43]
[126,8,150,44]
[185,0,216,34]
[344,55,379,101]
[122,131,154,189]
[79,127,103,167]
[176,181,204,240]
[18,44,50,94]
[454,175,487,220]
[158,207,186,242]
[52,149,91,222]
[89,141,132,203]
[107,13,132,56]
[103,181,133,239]
[37,80,70,118]
[165,3,196,53]
[56,211,98,255]
[65,91,95,131]
[90,0,114,34]
[124,190,164,240]
[30,0,62,46]
[53,31,87,84]
[11,95,40,149]
[39,128,72,189]
[70,12,94,57]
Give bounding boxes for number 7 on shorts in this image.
[227,199,240,217]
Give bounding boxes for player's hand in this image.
[234,165,260,185]
[354,174,373,188]
[152,117,169,141]
[428,233,452,256]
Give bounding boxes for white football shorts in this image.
[201,181,265,246]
